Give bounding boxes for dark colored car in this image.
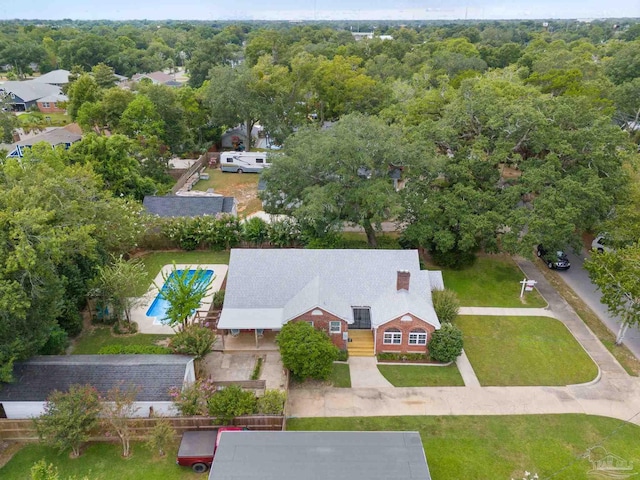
[536,245,571,270]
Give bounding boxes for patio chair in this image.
[230,329,240,337]
[256,329,264,338]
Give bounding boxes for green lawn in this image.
[136,251,230,295]
[457,316,598,386]
[18,112,71,126]
[0,441,199,480]
[287,415,640,480]
[71,327,171,355]
[434,255,547,307]
[330,363,351,388]
[339,232,401,249]
[377,364,465,387]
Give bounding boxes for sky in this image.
[0,0,638,21]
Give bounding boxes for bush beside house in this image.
[428,323,464,363]
[276,322,339,380]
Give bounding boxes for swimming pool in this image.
[146,269,214,324]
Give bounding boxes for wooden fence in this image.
[170,152,216,194]
[0,415,284,442]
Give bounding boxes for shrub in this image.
[277,322,339,380]
[430,248,477,269]
[256,390,286,415]
[336,350,349,362]
[432,289,460,324]
[112,321,138,335]
[146,419,176,457]
[242,217,268,245]
[169,325,216,360]
[213,290,225,309]
[250,357,263,381]
[169,379,216,416]
[428,323,464,363]
[39,326,69,355]
[207,385,257,424]
[97,345,171,354]
[377,352,428,362]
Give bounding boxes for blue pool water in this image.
[146,269,214,324]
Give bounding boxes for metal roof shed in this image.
[208,431,431,480]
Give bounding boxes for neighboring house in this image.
[209,431,431,480]
[35,93,68,113]
[143,195,237,217]
[0,355,195,419]
[131,71,182,87]
[32,69,71,86]
[3,124,82,158]
[218,249,443,356]
[0,80,63,111]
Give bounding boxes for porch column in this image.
[221,330,225,349]
[255,329,259,349]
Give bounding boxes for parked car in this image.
[177,427,245,473]
[536,245,571,270]
[591,233,612,253]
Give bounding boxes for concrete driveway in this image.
[561,250,640,359]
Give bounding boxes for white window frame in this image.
[306,321,314,327]
[383,330,402,345]
[42,102,50,108]
[409,331,427,345]
[329,321,341,334]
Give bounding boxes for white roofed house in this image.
[217,249,444,357]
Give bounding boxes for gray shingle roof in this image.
[218,249,441,329]
[0,80,62,102]
[143,196,235,217]
[209,431,431,480]
[0,355,193,402]
[32,69,71,85]
[13,127,81,148]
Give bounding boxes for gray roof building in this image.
[218,249,442,330]
[0,80,62,103]
[209,431,431,480]
[143,195,237,218]
[32,69,71,86]
[4,126,82,158]
[0,355,194,402]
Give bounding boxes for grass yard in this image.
[287,414,640,480]
[457,316,598,386]
[536,264,640,376]
[18,112,71,127]
[135,251,230,295]
[330,363,351,387]
[192,168,261,216]
[377,364,464,387]
[339,232,401,249]
[70,327,171,355]
[430,255,547,307]
[0,441,199,480]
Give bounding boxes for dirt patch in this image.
[0,441,24,469]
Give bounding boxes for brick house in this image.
[217,249,443,357]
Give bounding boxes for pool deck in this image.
[131,264,228,334]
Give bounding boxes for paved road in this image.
[560,250,640,360]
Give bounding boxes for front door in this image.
[352,307,371,329]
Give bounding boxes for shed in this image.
[143,195,237,218]
[0,355,195,419]
[209,431,431,480]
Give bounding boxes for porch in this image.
[212,329,279,352]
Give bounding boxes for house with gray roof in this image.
[218,249,443,356]
[32,69,71,86]
[209,431,431,480]
[143,195,237,218]
[0,355,195,419]
[0,80,62,111]
[3,125,82,158]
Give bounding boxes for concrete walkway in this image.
[348,357,393,388]
[288,258,640,424]
[455,350,481,387]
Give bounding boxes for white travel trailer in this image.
[220,151,271,173]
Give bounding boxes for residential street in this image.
[561,250,640,360]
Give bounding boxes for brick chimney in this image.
[396,270,410,291]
